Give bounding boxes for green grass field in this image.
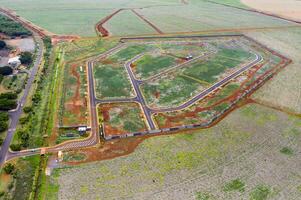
[103,10,157,36]
[99,103,147,135]
[183,48,254,83]
[139,1,296,33]
[134,54,176,79]
[141,75,202,108]
[0,0,180,36]
[111,44,152,61]
[94,64,133,99]
[0,0,296,36]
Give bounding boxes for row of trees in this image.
[0,92,18,111]
[9,37,53,151]
[0,15,31,37]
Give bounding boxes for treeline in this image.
[10,36,53,150]
[0,92,17,111]
[0,14,32,37]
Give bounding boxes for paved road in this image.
[124,54,156,130]
[2,45,126,162]
[2,42,263,162]
[0,35,44,165]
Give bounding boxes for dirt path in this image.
[241,0,301,22]
[131,9,164,34]
[95,9,124,37]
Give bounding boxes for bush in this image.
[0,66,13,76]
[0,138,3,145]
[19,116,29,125]
[17,129,29,147]
[3,163,15,174]
[20,52,33,65]
[0,74,3,84]
[0,120,8,132]
[0,40,6,49]
[23,106,33,113]
[32,92,41,104]
[10,143,21,151]
[0,112,9,121]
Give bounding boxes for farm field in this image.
[0,0,298,36]
[0,0,181,36]
[246,28,301,114]
[137,1,297,34]
[47,104,301,199]
[103,10,157,36]
[242,0,301,22]
[98,103,147,137]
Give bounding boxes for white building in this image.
[8,56,21,68]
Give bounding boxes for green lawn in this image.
[94,64,133,99]
[134,54,176,79]
[101,103,146,134]
[112,44,151,61]
[183,48,253,83]
[141,75,201,108]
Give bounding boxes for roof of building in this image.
[8,56,20,63]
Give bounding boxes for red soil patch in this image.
[65,137,146,165]
[63,64,87,126]
[51,35,80,45]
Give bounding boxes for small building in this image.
[78,126,87,135]
[8,56,21,68]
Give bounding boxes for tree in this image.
[19,52,33,65]
[0,92,17,99]
[0,138,3,146]
[16,129,29,147]
[23,106,32,113]
[10,144,21,151]
[0,112,9,121]
[3,163,15,174]
[0,99,17,110]
[0,66,13,76]
[0,40,6,49]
